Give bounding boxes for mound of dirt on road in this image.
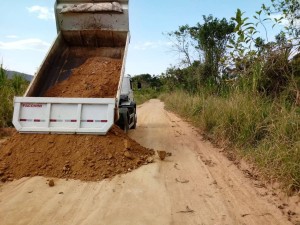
[44,57,122,98]
[0,126,154,182]
[0,56,153,183]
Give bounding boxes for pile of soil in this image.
[44,57,122,98]
[0,126,154,182]
[0,55,155,183]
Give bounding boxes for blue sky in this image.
[0,0,280,76]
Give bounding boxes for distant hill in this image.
[4,69,33,82]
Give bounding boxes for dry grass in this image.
[160,90,300,192]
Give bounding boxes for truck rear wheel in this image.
[118,108,129,133]
[131,109,137,129]
[123,113,129,133]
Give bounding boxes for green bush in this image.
[0,65,29,127]
[133,88,160,105]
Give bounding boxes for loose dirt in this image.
[0,126,154,182]
[44,57,122,98]
[0,56,154,183]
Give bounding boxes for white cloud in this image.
[6,35,18,39]
[134,41,172,50]
[27,6,54,20]
[270,14,300,28]
[0,39,50,51]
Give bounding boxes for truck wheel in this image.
[131,109,137,129]
[123,116,129,133]
[122,111,129,133]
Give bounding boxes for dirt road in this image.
[0,99,298,225]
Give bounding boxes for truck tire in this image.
[123,113,129,133]
[131,109,137,129]
[119,108,129,133]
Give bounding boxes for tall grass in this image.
[0,65,29,127]
[160,89,300,192]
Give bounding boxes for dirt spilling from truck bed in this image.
[0,126,154,182]
[0,56,155,183]
[44,57,122,98]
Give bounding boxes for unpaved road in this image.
[0,99,298,225]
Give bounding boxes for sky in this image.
[0,0,282,76]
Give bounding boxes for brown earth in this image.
[0,56,154,183]
[0,126,154,182]
[44,57,122,98]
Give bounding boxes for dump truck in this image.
[12,0,137,135]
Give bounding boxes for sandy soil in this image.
[0,99,299,225]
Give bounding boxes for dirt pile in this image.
[44,57,122,98]
[0,126,154,182]
[0,55,155,183]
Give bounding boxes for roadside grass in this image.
[0,65,29,127]
[0,85,15,127]
[160,90,300,193]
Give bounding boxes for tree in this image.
[263,0,300,40]
[190,15,235,81]
[167,16,235,84]
[161,65,201,93]
[131,74,162,89]
[167,25,196,66]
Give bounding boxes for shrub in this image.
[0,65,29,127]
